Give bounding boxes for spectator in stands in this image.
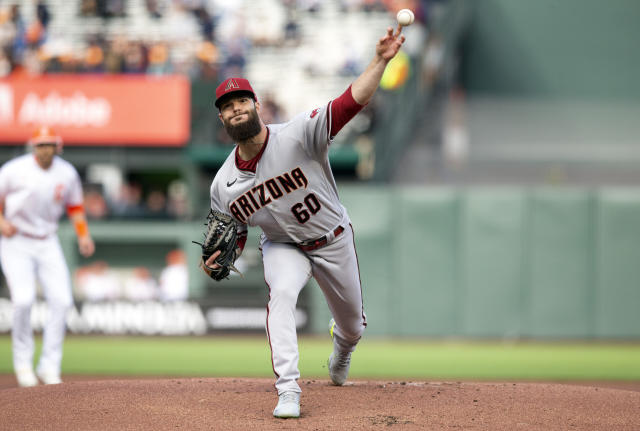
[83,186,109,219]
[146,0,165,19]
[0,49,10,76]
[193,40,219,81]
[103,36,126,73]
[123,267,158,301]
[36,1,51,29]
[0,1,227,81]
[123,41,147,74]
[80,0,97,17]
[147,42,172,75]
[17,47,41,76]
[6,4,25,70]
[144,189,169,218]
[95,0,126,19]
[112,182,145,218]
[283,9,301,47]
[167,180,191,220]
[83,37,105,73]
[0,8,16,54]
[75,261,121,302]
[193,6,215,41]
[19,1,50,54]
[220,41,246,80]
[159,249,189,302]
[25,20,45,49]
[42,53,62,73]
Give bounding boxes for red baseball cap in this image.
[214,77,257,108]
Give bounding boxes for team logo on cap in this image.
[225,79,240,92]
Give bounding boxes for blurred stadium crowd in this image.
[81,177,190,220]
[74,249,189,302]
[0,0,431,81]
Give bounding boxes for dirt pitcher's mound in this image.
[2,377,640,430]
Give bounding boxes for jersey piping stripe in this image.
[349,222,367,327]
[261,247,280,382]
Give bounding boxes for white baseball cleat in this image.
[272,391,300,418]
[328,318,352,386]
[36,369,62,385]
[15,368,38,388]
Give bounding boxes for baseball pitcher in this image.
[201,26,405,418]
[0,126,95,387]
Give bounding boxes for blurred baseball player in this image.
[205,26,405,418]
[0,126,95,387]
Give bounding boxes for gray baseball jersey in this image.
[210,104,350,243]
[209,100,365,397]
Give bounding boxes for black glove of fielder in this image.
[193,209,240,281]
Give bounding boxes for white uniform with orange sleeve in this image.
[0,153,84,378]
[210,88,367,395]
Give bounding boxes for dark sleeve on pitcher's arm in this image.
[328,84,366,140]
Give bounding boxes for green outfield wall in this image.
[311,186,640,339]
[48,186,640,339]
[461,0,640,100]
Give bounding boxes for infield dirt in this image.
[1,375,639,430]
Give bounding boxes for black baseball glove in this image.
[193,209,241,281]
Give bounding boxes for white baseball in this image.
[396,9,414,27]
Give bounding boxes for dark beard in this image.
[223,109,262,142]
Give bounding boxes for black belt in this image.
[297,226,344,252]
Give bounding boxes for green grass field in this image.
[1,335,639,381]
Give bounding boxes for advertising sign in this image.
[0,75,190,146]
